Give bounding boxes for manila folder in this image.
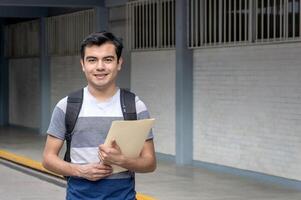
[104,118,155,174]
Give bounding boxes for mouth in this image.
[94,74,108,79]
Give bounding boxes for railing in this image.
[188,0,301,48]
[254,0,301,42]
[46,9,95,56]
[5,20,40,57]
[188,0,250,47]
[5,9,95,57]
[127,0,175,50]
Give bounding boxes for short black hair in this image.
[80,31,123,61]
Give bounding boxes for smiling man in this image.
[42,31,156,200]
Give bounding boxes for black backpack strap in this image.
[64,88,83,162]
[120,89,137,120]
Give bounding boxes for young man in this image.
[42,31,156,200]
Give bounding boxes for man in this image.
[42,31,156,200]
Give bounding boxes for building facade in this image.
[1,0,301,183]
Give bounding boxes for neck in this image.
[87,84,118,102]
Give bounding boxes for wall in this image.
[6,8,130,129]
[9,58,40,129]
[131,50,176,155]
[50,56,86,110]
[193,43,301,180]
[109,5,131,89]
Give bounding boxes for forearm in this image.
[43,135,112,181]
[42,153,80,177]
[99,139,156,173]
[119,154,156,173]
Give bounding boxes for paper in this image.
[104,118,155,173]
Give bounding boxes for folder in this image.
[104,118,155,173]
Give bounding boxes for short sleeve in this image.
[47,98,67,140]
[135,96,154,140]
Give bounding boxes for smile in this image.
[94,74,107,79]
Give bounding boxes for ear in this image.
[117,57,123,71]
[80,59,85,72]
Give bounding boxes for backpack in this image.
[63,88,137,163]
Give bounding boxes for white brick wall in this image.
[50,56,86,110]
[109,11,131,89]
[131,50,176,155]
[9,58,40,129]
[193,43,301,180]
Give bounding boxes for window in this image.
[255,0,300,41]
[188,0,301,48]
[5,20,40,57]
[127,0,175,50]
[127,0,301,49]
[189,0,250,47]
[47,9,95,56]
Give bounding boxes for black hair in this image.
[80,31,123,61]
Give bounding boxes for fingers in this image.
[111,139,117,147]
[98,150,113,165]
[111,140,121,151]
[79,163,112,181]
[98,141,123,166]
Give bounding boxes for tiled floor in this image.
[1,126,301,200]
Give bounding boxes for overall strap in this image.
[64,88,83,162]
[120,89,137,120]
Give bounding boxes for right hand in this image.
[76,163,112,181]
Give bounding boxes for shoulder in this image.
[55,88,84,113]
[54,96,68,113]
[134,95,148,114]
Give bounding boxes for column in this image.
[175,0,193,165]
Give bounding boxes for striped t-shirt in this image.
[47,87,153,199]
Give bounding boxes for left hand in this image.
[99,140,125,166]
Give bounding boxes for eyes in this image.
[86,56,115,64]
[86,57,97,64]
[103,57,114,64]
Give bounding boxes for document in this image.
[104,118,155,173]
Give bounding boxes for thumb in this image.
[111,139,117,147]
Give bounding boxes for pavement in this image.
[1,126,301,200]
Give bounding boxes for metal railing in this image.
[254,0,301,42]
[188,0,251,47]
[188,0,301,48]
[46,9,95,56]
[126,0,175,50]
[5,20,40,57]
[5,10,95,57]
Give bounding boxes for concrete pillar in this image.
[0,20,9,126]
[39,17,50,134]
[94,6,109,32]
[175,0,193,165]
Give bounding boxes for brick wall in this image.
[131,50,176,155]
[50,56,86,110]
[109,5,131,89]
[193,43,301,180]
[9,58,40,129]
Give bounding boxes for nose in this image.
[96,60,105,70]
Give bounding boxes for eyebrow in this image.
[103,55,115,59]
[85,56,97,60]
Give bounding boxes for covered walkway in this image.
[1,126,301,200]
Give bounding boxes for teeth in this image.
[95,74,106,78]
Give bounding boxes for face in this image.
[81,42,122,91]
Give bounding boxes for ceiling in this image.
[0,0,108,25]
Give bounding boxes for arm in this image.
[99,139,156,173]
[42,135,112,181]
